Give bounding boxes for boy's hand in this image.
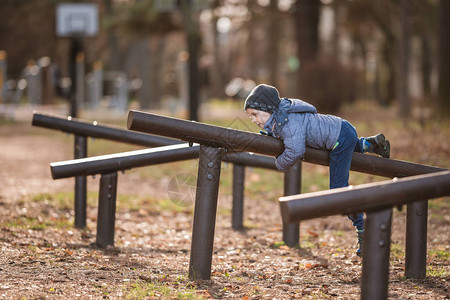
[259,130,273,136]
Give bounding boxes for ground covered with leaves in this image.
[0,105,449,299]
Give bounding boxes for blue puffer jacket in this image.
[263,98,342,171]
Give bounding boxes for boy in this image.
[244,84,390,257]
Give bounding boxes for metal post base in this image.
[361,208,392,300]
[189,146,223,280]
[232,164,245,230]
[74,135,87,228]
[96,172,118,247]
[405,200,428,278]
[283,162,301,247]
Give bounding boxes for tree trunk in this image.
[137,39,151,110]
[438,0,450,114]
[421,35,432,99]
[267,0,280,86]
[180,0,201,121]
[103,0,120,71]
[398,0,410,119]
[294,0,320,63]
[293,0,320,94]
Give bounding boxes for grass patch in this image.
[32,192,75,210]
[0,215,71,230]
[429,249,449,260]
[428,198,450,210]
[426,265,448,277]
[390,242,405,260]
[125,278,203,300]
[31,192,97,210]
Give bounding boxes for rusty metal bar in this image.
[74,135,87,228]
[279,171,450,223]
[282,162,301,247]
[361,207,392,300]
[405,200,428,279]
[232,164,245,230]
[189,146,223,280]
[127,110,445,178]
[96,172,118,247]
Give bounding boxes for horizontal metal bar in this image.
[127,110,445,178]
[128,110,283,155]
[50,144,279,179]
[51,143,200,179]
[222,152,277,170]
[33,112,180,147]
[279,170,450,223]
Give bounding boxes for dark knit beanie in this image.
[244,84,281,114]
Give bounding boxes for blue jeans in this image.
[329,120,365,231]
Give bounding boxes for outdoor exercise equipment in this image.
[126,110,445,284]
[279,170,450,300]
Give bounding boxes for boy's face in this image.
[246,108,271,129]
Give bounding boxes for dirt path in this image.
[0,118,448,299]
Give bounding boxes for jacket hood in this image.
[283,98,317,113]
[262,98,317,135]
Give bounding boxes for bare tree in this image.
[438,0,450,114]
[398,0,411,119]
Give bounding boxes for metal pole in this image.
[69,38,82,118]
[361,207,392,300]
[279,171,450,223]
[74,135,87,228]
[283,162,301,247]
[405,200,428,278]
[232,164,245,230]
[32,113,181,148]
[189,146,223,280]
[76,52,85,111]
[96,172,118,247]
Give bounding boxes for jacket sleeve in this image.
[274,121,306,171]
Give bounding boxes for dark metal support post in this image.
[69,38,82,118]
[96,172,118,247]
[283,162,301,247]
[189,146,223,280]
[405,199,428,278]
[232,164,245,230]
[74,135,87,228]
[361,208,392,300]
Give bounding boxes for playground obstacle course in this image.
[33,112,298,248]
[39,110,448,300]
[126,110,448,299]
[279,171,450,300]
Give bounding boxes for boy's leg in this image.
[330,120,365,256]
[329,121,358,189]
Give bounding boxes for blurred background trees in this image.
[0,0,448,119]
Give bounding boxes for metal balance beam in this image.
[33,113,286,236]
[40,112,299,246]
[32,113,180,228]
[126,110,446,281]
[51,143,199,247]
[127,110,444,178]
[279,170,450,300]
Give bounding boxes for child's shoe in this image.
[366,133,390,158]
[356,229,364,257]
